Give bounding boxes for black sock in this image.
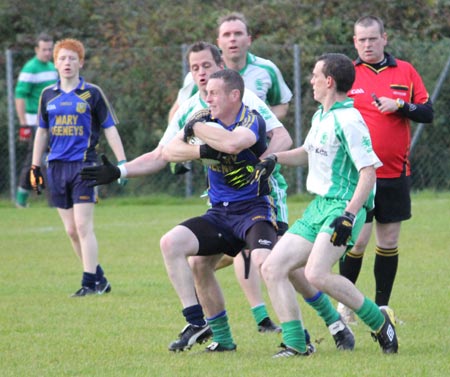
[82,272,96,290]
[339,251,363,284]
[374,246,399,306]
[96,264,107,284]
[182,304,207,327]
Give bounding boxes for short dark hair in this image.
[354,15,385,34]
[35,32,53,46]
[186,41,222,66]
[209,69,244,100]
[217,12,250,35]
[317,53,355,93]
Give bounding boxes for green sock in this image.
[16,188,29,207]
[355,297,385,331]
[208,311,235,349]
[280,320,306,353]
[251,303,269,325]
[305,291,340,326]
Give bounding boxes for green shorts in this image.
[288,196,366,246]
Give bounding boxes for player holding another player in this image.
[159,69,278,352]
[30,38,127,297]
[258,53,398,356]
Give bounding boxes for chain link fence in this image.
[2,40,449,203]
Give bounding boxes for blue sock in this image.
[96,265,107,284]
[82,272,96,289]
[182,304,207,327]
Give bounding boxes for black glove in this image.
[183,109,211,142]
[329,211,355,247]
[29,165,45,195]
[224,164,255,189]
[170,162,191,175]
[233,154,277,187]
[80,154,120,187]
[199,144,229,164]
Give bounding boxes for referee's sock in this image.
[374,246,399,306]
[339,250,364,284]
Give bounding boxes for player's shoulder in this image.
[249,52,277,67]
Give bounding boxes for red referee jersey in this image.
[348,55,430,178]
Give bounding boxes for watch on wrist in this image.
[396,98,405,109]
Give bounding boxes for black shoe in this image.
[273,343,312,358]
[71,286,96,297]
[96,280,111,295]
[169,323,212,352]
[204,341,237,352]
[258,317,281,333]
[372,306,398,354]
[328,316,355,350]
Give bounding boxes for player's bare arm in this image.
[273,146,308,167]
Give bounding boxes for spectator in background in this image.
[338,16,434,324]
[30,38,127,297]
[15,32,58,208]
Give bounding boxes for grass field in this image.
[1,191,449,377]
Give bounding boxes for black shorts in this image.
[180,198,277,257]
[366,175,411,224]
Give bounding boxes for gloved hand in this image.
[117,160,128,186]
[199,144,229,164]
[29,165,45,194]
[247,154,278,185]
[183,109,211,142]
[170,162,191,175]
[19,126,33,142]
[329,211,355,247]
[80,154,120,187]
[224,164,255,189]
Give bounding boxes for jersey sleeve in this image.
[176,72,198,105]
[242,89,283,132]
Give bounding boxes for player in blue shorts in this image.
[258,53,398,356]
[30,38,127,297]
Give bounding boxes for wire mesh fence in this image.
[2,40,449,203]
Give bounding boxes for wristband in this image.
[118,164,128,178]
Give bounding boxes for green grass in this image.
[1,192,449,376]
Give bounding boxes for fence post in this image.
[180,43,194,198]
[293,44,303,193]
[410,53,450,157]
[6,49,16,202]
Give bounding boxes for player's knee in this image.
[261,257,277,284]
[304,265,326,291]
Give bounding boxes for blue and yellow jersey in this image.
[38,77,118,163]
[206,105,269,205]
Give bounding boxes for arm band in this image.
[118,164,128,178]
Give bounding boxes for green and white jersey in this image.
[304,98,381,207]
[15,56,58,118]
[160,87,282,146]
[235,52,292,106]
[176,53,292,107]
